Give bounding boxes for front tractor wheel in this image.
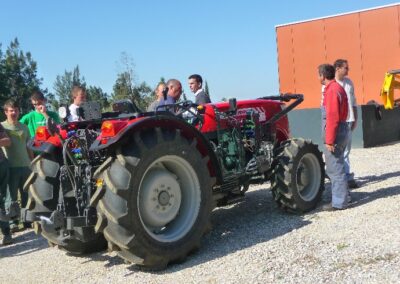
[94,128,213,270]
[271,138,324,213]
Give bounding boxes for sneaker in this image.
[321,204,345,211]
[348,179,359,189]
[347,193,352,204]
[10,223,19,233]
[10,223,23,233]
[1,234,13,246]
[347,197,358,207]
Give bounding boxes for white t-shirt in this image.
[337,77,357,122]
[321,77,357,122]
[68,104,80,122]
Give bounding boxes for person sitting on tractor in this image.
[188,74,211,105]
[157,79,182,110]
[147,82,166,112]
[68,86,87,122]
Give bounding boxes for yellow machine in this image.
[380,69,400,109]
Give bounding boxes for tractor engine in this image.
[241,109,274,176]
[58,128,104,219]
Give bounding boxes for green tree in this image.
[0,38,44,114]
[72,66,85,87]
[0,43,6,108]
[112,52,152,110]
[112,73,152,110]
[53,65,86,108]
[204,80,210,98]
[46,91,58,111]
[86,85,110,110]
[149,77,166,99]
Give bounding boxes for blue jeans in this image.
[321,108,350,208]
[6,166,31,227]
[344,123,354,181]
[324,123,349,208]
[5,167,31,208]
[0,159,10,235]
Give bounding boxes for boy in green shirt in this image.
[2,99,34,231]
[20,91,60,137]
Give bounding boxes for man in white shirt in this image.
[188,74,211,105]
[334,59,358,188]
[68,86,87,122]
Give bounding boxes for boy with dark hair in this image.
[20,91,60,137]
[2,99,33,231]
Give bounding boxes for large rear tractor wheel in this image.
[271,138,324,213]
[23,152,106,254]
[94,128,213,270]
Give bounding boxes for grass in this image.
[336,243,349,250]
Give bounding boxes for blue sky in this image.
[0,1,397,102]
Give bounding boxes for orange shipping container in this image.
[276,3,400,109]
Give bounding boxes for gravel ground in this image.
[1,142,399,283]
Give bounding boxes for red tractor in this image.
[22,94,324,269]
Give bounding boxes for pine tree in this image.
[204,80,210,97]
[0,38,44,115]
[86,85,109,110]
[112,52,152,110]
[53,65,86,108]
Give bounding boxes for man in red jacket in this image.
[318,64,350,211]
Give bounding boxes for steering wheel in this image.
[174,100,204,127]
[173,100,195,116]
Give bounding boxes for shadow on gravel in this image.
[79,252,125,267]
[0,230,48,258]
[356,171,400,187]
[350,185,400,208]
[320,172,400,209]
[117,178,400,274]
[123,187,312,274]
